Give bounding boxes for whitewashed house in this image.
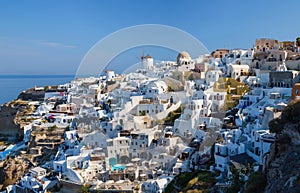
[107,136,131,164]
[145,80,168,98]
[206,70,222,86]
[141,177,173,193]
[18,167,57,193]
[204,87,227,112]
[215,129,245,172]
[225,49,254,66]
[81,130,108,149]
[134,99,168,116]
[65,130,79,147]
[227,64,250,79]
[177,51,195,72]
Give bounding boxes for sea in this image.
[0,75,75,105]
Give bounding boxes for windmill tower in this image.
[141,54,154,70]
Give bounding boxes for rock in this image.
[264,101,300,193]
[17,89,45,101]
[0,157,32,190]
[0,99,35,141]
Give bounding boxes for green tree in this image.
[77,184,91,193]
[244,172,266,193]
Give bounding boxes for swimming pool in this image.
[111,164,126,171]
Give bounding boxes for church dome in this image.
[177,51,191,64]
[178,51,191,59]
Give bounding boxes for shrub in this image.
[278,133,291,144]
[244,172,266,193]
[269,118,284,134]
[77,184,91,193]
[167,86,174,92]
[65,126,70,131]
[281,100,300,123]
[187,177,198,189]
[139,111,146,116]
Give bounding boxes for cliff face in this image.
[0,156,32,190]
[17,89,45,101]
[0,100,35,141]
[265,101,300,193]
[265,143,300,193]
[0,103,21,138]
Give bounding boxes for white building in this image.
[17,167,57,193]
[141,176,173,193]
[142,54,154,70]
[145,80,168,98]
[225,49,254,66]
[81,130,108,149]
[107,136,131,164]
[227,64,250,79]
[105,70,115,80]
[205,70,222,86]
[135,99,168,116]
[177,51,195,72]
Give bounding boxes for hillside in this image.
[0,100,35,142]
[266,100,300,193]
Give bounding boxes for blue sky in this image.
[0,0,299,75]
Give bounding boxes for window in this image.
[296,89,299,94]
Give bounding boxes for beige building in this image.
[255,38,279,51]
[211,49,229,58]
[280,41,295,51]
[176,51,195,72]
